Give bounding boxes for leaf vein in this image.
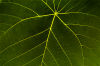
[58,12,100,18]
[57,16,85,66]
[41,0,54,13]
[1,14,54,36]
[58,0,71,12]
[3,41,46,66]
[0,2,39,16]
[0,29,49,54]
[67,24,100,31]
[76,34,100,43]
[51,30,72,66]
[40,15,56,66]
[22,54,43,66]
[47,48,59,66]
[0,14,22,19]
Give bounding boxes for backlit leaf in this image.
[0,0,100,66]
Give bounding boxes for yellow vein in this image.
[57,0,61,11]
[0,29,48,54]
[0,2,39,16]
[57,16,84,66]
[67,24,100,31]
[41,15,56,66]
[76,34,96,49]
[53,0,56,11]
[41,0,54,13]
[51,30,72,66]
[47,48,59,66]
[58,0,71,12]
[2,14,54,35]
[76,34,100,43]
[22,54,43,66]
[0,14,22,19]
[3,41,46,66]
[58,12,100,18]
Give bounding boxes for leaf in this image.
[0,0,100,66]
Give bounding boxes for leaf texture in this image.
[0,0,100,66]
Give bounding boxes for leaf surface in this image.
[0,0,100,66]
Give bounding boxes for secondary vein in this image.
[0,2,39,16]
[57,15,85,66]
[40,15,56,66]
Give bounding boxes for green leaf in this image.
[0,0,100,66]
